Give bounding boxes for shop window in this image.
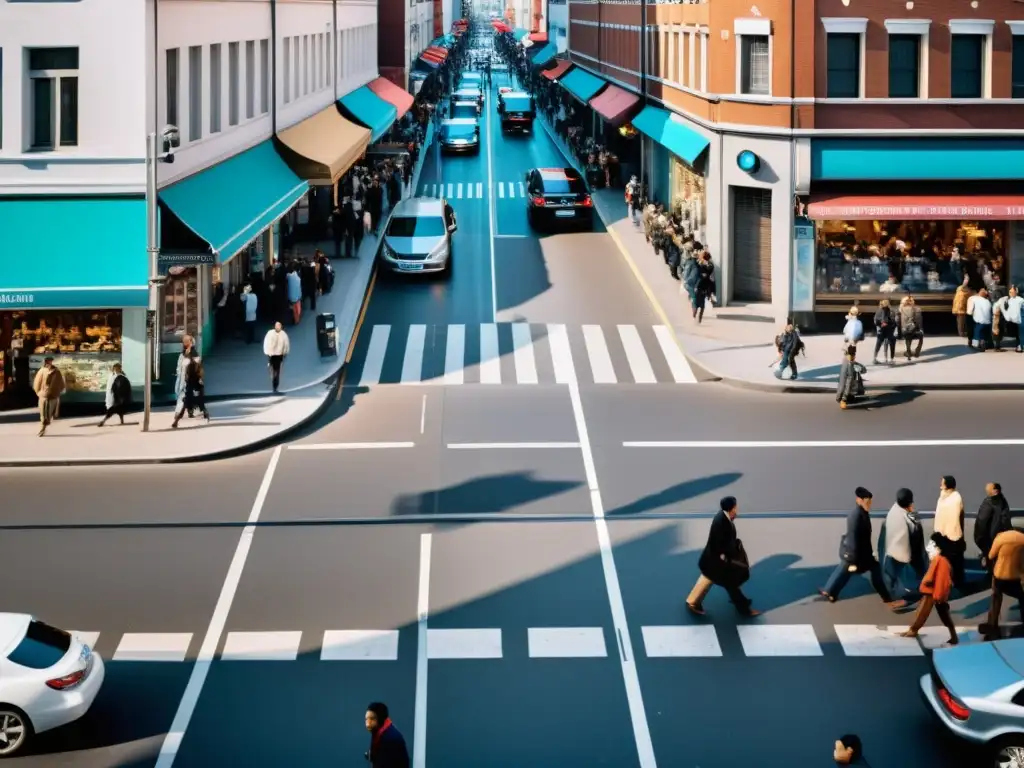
[739,35,770,95]
[162,267,200,342]
[950,34,983,98]
[815,219,1008,298]
[670,159,706,244]
[28,47,78,149]
[1013,35,1024,99]
[826,33,860,98]
[888,35,920,98]
[3,310,122,394]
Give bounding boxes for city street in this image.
[1,51,1016,768]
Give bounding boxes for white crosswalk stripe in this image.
[72,623,983,662]
[497,182,505,198]
[476,182,483,197]
[456,183,463,199]
[351,323,700,386]
[446,183,454,198]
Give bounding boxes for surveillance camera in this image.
[162,124,181,149]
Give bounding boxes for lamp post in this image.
[141,126,179,433]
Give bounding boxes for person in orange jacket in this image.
[897,533,958,646]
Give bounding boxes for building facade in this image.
[548,0,569,53]
[378,0,436,89]
[0,0,388,404]
[567,0,1024,324]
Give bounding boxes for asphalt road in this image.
[2,53,1017,768]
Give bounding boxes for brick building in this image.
[567,0,1024,323]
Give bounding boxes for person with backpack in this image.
[98,363,132,427]
[774,320,803,380]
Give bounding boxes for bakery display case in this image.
[7,310,122,393]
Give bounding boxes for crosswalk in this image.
[350,323,700,386]
[417,181,526,199]
[73,623,979,662]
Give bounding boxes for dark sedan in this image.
[525,167,594,229]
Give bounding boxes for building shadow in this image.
[391,470,582,518]
[607,473,742,516]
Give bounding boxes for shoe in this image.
[888,599,908,610]
[818,589,836,603]
[840,401,847,410]
[685,602,705,616]
[740,608,762,617]
[37,427,46,437]
[171,421,179,429]
[98,420,107,427]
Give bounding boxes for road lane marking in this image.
[479,323,502,383]
[653,325,697,383]
[289,442,416,450]
[511,323,538,384]
[321,630,400,661]
[835,625,924,657]
[641,626,722,657]
[527,627,607,658]
[427,628,503,659]
[564,380,656,766]
[113,633,193,662]
[618,325,657,383]
[548,323,576,384]
[358,325,390,386]
[903,625,981,650]
[420,394,427,434]
[155,445,282,768]
[413,534,431,768]
[401,324,427,383]
[493,234,527,238]
[485,101,498,319]
[443,324,466,384]
[737,625,824,657]
[447,442,580,449]
[476,182,483,197]
[622,439,1024,448]
[221,631,303,661]
[582,325,617,383]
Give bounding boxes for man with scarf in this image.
[881,488,926,603]
[364,702,409,768]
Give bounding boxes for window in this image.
[210,44,222,133]
[245,41,255,119]
[228,42,239,126]
[27,47,78,149]
[166,48,180,128]
[303,35,309,95]
[739,35,769,95]
[259,39,269,113]
[283,37,291,102]
[317,34,323,89]
[327,32,332,85]
[950,34,983,98]
[188,45,202,141]
[1014,35,1024,99]
[293,36,300,98]
[888,34,919,97]
[826,33,860,97]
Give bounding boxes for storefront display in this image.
[162,266,200,342]
[670,159,706,245]
[814,219,1008,298]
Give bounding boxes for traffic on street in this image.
[4,15,1024,768]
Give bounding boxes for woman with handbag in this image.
[686,496,761,617]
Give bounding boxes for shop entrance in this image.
[732,187,772,302]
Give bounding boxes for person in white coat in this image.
[842,306,864,351]
[967,288,993,350]
[995,285,1023,352]
[263,322,290,393]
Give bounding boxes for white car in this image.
[0,614,105,757]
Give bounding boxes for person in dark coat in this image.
[976,482,1012,572]
[686,496,761,617]
[820,487,905,608]
[366,176,385,235]
[364,702,409,768]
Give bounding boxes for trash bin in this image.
[316,313,338,358]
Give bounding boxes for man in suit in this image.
[686,496,761,617]
[820,487,906,609]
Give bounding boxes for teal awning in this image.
[430,36,450,48]
[513,28,530,41]
[160,141,307,264]
[558,66,607,103]
[338,86,398,142]
[0,197,148,309]
[631,105,709,166]
[529,43,558,67]
[812,138,1024,181]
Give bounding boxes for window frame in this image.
[949,19,995,99]
[739,34,771,96]
[887,34,920,98]
[228,41,240,126]
[187,45,202,142]
[166,48,180,129]
[825,32,861,98]
[733,19,773,98]
[883,20,930,98]
[259,39,270,113]
[245,40,255,120]
[27,47,80,150]
[950,33,984,98]
[209,43,222,134]
[820,18,867,99]
[1013,32,1024,99]
[283,37,291,103]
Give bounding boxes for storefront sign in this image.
[808,200,1024,220]
[158,252,215,266]
[792,223,815,312]
[0,288,148,310]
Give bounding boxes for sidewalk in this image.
[533,111,1024,392]
[0,124,436,465]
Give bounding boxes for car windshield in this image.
[444,123,477,139]
[388,216,446,238]
[541,176,588,195]
[6,620,71,670]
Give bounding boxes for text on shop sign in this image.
[811,204,1024,220]
[0,293,33,305]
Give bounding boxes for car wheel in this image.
[0,707,32,758]
[990,737,1024,768]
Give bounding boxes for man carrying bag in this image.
[686,496,761,617]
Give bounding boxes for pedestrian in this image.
[872,299,896,364]
[897,295,924,359]
[933,475,967,591]
[881,488,926,603]
[985,527,1024,637]
[833,734,870,766]
[625,175,640,225]
[171,355,210,428]
[692,251,715,324]
[32,356,65,437]
[774,320,802,380]
[897,533,959,645]
[976,482,1012,572]
[686,496,761,618]
[263,321,290,394]
[364,702,409,768]
[951,275,972,338]
[836,345,866,410]
[967,287,993,350]
[287,266,302,325]
[842,306,864,348]
[176,335,199,418]
[819,487,906,609]
[98,363,132,427]
[241,284,258,344]
[994,285,1023,352]
[366,176,384,235]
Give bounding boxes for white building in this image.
[0,0,392,402]
[547,0,567,54]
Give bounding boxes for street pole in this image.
[142,132,159,432]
